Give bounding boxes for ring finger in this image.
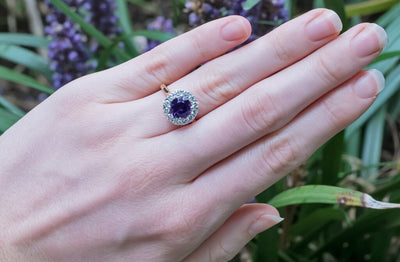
[129,8,343,137]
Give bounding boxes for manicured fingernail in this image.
[352,24,388,57]
[248,215,284,236]
[353,69,385,99]
[306,10,342,41]
[221,19,248,41]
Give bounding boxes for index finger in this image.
[93,16,251,102]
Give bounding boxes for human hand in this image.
[0,8,386,262]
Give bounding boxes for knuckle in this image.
[144,50,171,83]
[241,91,281,134]
[270,32,294,63]
[199,66,242,104]
[316,55,342,84]
[321,98,343,129]
[259,135,301,176]
[213,240,236,262]
[188,32,209,61]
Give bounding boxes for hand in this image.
[0,8,386,262]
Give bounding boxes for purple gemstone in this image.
[170,97,191,118]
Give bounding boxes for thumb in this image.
[182,203,283,262]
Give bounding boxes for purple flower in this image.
[45,0,120,89]
[145,16,175,51]
[185,0,289,41]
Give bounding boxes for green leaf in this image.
[290,208,346,251]
[243,0,261,10]
[345,0,400,17]
[116,0,139,57]
[0,65,54,94]
[131,30,176,42]
[371,50,400,63]
[361,105,386,180]
[311,208,400,258]
[322,131,344,185]
[289,207,345,236]
[0,33,50,47]
[49,0,111,48]
[0,96,25,117]
[268,185,400,209]
[0,108,20,132]
[0,44,51,77]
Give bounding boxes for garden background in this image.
[1,0,400,261]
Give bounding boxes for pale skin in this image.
[0,8,387,262]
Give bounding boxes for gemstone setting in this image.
[163,90,198,125]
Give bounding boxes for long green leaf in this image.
[371,50,400,63]
[0,108,20,132]
[49,0,111,48]
[322,131,344,185]
[361,105,386,180]
[0,96,25,117]
[131,30,176,42]
[0,65,54,94]
[311,208,400,258]
[268,185,400,209]
[49,0,131,61]
[345,0,400,17]
[116,0,139,57]
[0,44,51,77]
[243,0,261,10]
[0,33,50,47]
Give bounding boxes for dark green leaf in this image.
[0,44,51,77]
[116,0,139,57]
[0,96,25,117]
[371,50,400,63]
[0,65,54,94]
[243,0,261,10]
[322,131,344,185]
[0,33,50,47]
[0,108,20,132]
[345,0,400,17]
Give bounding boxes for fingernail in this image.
[353,69,385,99]
[351,24,388,57]
[221,19,247,41]
[306,10,342,41]
[248,215,284,236]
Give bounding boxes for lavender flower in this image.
[83,0,120,53]
[45,0,92,89]
[145,16,175,51]
[45,0,120,89]
[185,0,289,41]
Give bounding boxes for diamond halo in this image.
[163,90,198,125]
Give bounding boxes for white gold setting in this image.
[163,90,198,126]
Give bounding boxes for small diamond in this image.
[163,90,198,125]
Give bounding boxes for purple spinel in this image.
[170,97,192,118]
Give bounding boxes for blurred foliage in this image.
[1,0,400,261]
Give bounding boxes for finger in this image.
[195,69,384,207]
[182,204,282,262]
[136,8,343,135]
[91,16,251,102]
[166,22,386,182]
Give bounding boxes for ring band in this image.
[161,84,198,126]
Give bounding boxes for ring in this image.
[161,84,198,126]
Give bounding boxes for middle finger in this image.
[168,22,386,182]
[130,9,342,137]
